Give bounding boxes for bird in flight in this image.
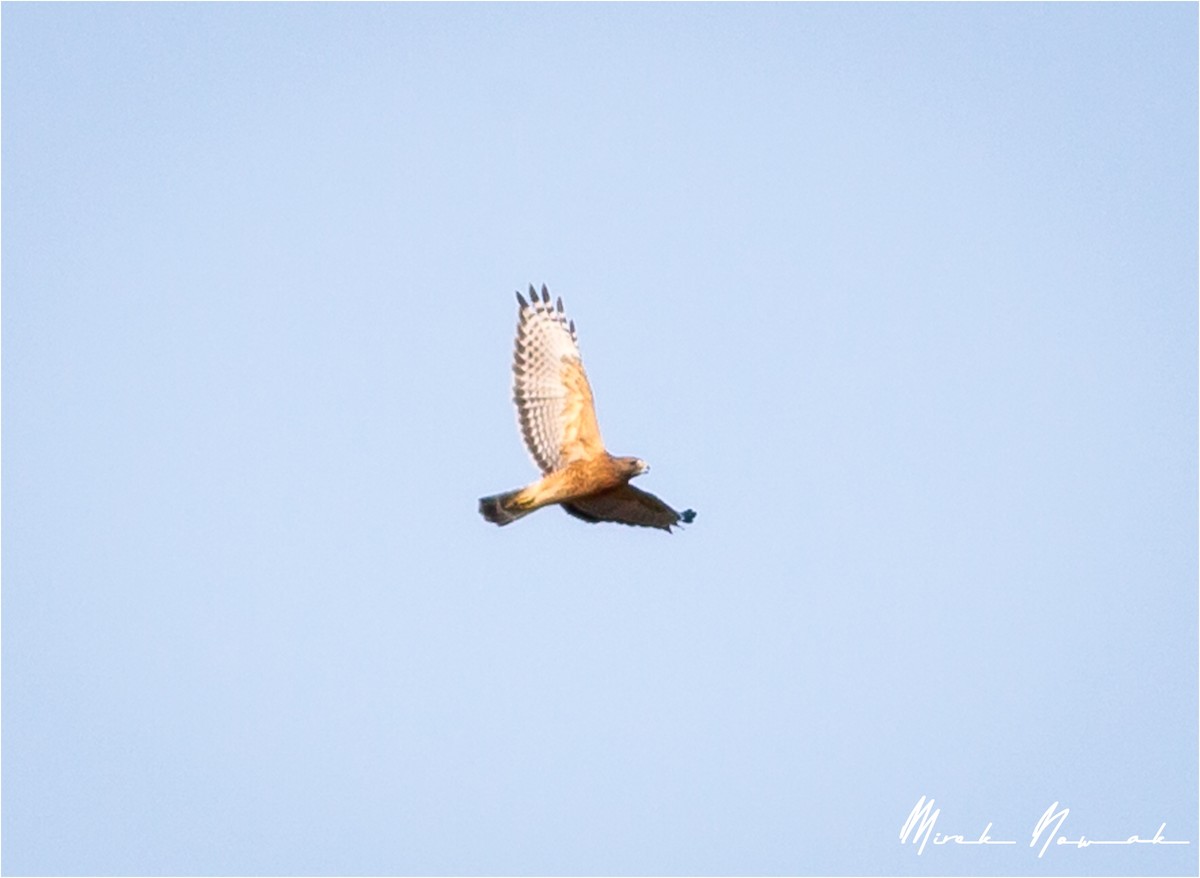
[479,285,696,532]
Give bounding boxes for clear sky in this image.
[3,4,1196,876]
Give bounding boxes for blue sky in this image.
[3,3,1196,876]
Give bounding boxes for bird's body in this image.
[479,285,695,532]
[479,455,643,525]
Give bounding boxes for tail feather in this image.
[478,489,532,526]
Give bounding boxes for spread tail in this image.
[478,489,533,526]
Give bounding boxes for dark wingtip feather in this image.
[515,290,527,308]
[556,297,564,313]
[541,284,550,303]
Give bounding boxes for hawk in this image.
[479,285,696,532]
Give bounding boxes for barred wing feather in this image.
[512,285,605,473]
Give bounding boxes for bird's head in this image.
[616,456,650,478]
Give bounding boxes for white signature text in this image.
[900,796,1190,858]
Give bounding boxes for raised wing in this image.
[512,285,605,473]
[562,484,696,532]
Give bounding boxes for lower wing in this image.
[562,485,696,532]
